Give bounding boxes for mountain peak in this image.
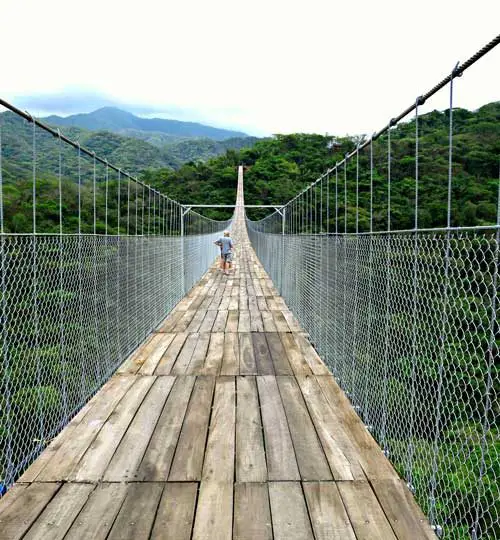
[43,107,248,141]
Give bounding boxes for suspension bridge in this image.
[0,34,499,539]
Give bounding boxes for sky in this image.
[1,0,499,137]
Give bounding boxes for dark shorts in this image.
[222,252,233,263]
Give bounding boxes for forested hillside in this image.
[1,102,498,231]
[144,101,499,227]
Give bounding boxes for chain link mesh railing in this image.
[0,101,231,491]
[248,37,499,540]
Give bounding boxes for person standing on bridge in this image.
[215,231,234,275]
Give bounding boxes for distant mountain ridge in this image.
[43,107,248,141]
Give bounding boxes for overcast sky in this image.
[1,0,499,136]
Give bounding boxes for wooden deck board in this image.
[0,167,434,540]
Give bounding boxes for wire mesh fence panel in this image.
[247,35,499,539]
[0,102,232,491]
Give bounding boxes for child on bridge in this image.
[215,231,234,275]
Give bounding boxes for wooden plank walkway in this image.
[0,168,435,539]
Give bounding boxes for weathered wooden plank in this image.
[303,482,356,540]
[238,311,251,332]
[277,376,332,480]
[261,310,277,332]
[281,309,302,332]
[257,296,268,311]
[266,297,279,310]
[38,375,135,481]
[256,376,300,480]
[171,333,199,375]
[202,377,235,482]
[337,481,397,540]
[103,377,175,481]
[186,309,208,333]
[236,377,267,482]
[138,333,176,375]
[226,309,239,332]
[228,295,239,310]
[252,332,275,375]
[272,310,291,332]
[268,482,314,540]
[138,376,196,481]
[71,376,155,481]
[212,310,228,332]
[199,310,218,333]
[239,332,257,375]
[169,376,216,481]
[370,479,435,540]
[316,375,397,480]
[296,375,365,480]
[117,333,161,374]
[64,483,128,540]
[155,333,188,375]
[265,332,293,375]
[0,483,61,540]
[221,332,239,375]
[250,309,264,332]
[23,483,95,540]
[157,310,184,333]
[234,483,272,540]
[185,332,210,374]
[280,332,313,375]
[173,310,198,332]
[192,482,233,540]
[150,483,198,540]
[293,333,330,375]
[218,294,230,311]
[202,332,224,375]
[107,483,164,540]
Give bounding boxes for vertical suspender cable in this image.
[31,118,44,447]
[407,97,422,492]
[382,125,393,454]
[116,170,121,362]
[430,65,458,533]
[57,130,68,424]
[77,144,85,402]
